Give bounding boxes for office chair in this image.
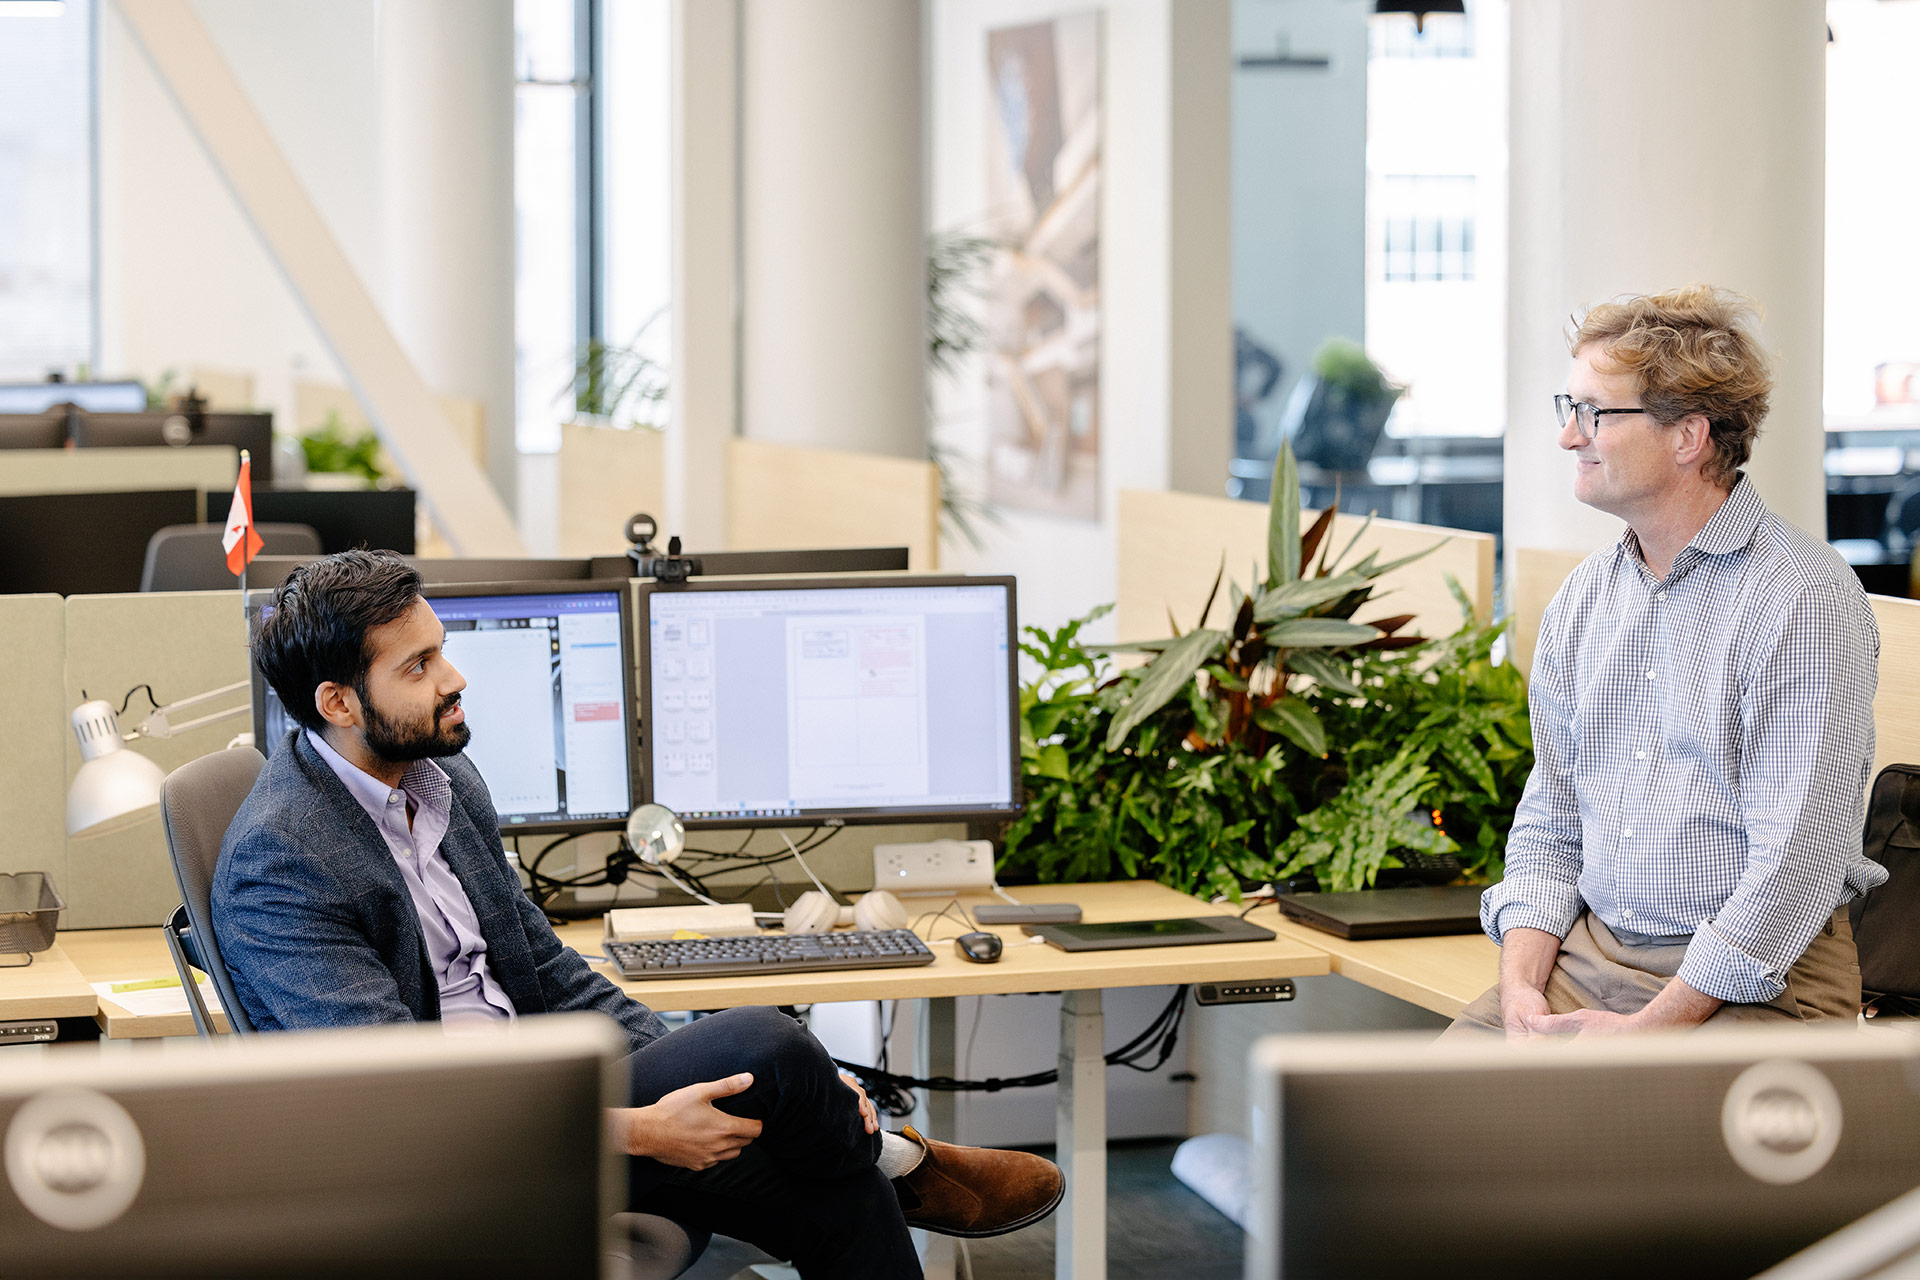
[157,748,708,1277]
[159,746,263,1037]
[140,521,323,591]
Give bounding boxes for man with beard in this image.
[213,550,1062,1277]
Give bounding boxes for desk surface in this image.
[1253,905,1499,1019]
[0,943,95,1021]
[13,882,1503,1036]
[560,881,1332,1014]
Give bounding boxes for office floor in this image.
[683,1138,1244,1280]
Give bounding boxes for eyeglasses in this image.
[1554,394,1650,442]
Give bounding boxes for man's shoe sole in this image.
[905,1177,1067,1239]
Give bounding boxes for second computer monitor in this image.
[252,580,638,834]
[636,575,1021,827]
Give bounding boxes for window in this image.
[1379,176,1476,282]
[0,0,93,380]
[514,0,586,452]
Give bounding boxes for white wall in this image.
[98,0,373,416]
[931,0,1233,641]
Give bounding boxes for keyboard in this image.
[602,928,937,981]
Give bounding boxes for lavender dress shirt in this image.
[308,730,517,1024]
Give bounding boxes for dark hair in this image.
[254,550,425,732]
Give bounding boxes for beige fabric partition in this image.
[1115,489,1495,645]
[1507,546,1588,677]
[558,422,666,556]
[726,438,940,570]
[1871,596,1920,776]
[61,591,252,929]
[0,596,70,896]
[0,447,236,503]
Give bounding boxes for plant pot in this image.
[1282,375,1399,473]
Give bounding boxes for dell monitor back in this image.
[0,1016,623,1279]
[634,575,1022,828]
[251,579,640,834]
[1248,1027,1920,1280]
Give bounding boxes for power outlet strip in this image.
[871,839,996,898]
[1195,979,1297,1006]
[605,903,759,942]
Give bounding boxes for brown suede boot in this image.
[891,1125,1065,1238]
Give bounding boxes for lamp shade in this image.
[66,700,166,836]
[1373,0,1466,33]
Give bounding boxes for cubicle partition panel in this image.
[0,596,72,896]
[62,592,252,930]
[727,438,941,571]
[1871,595,1920,774]
[558,421,666,556]
[0,446,236,498]
[1116,489,1496,645]
[1507,545,1587,677]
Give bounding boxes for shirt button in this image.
[1623,828,1634,839]
[1635,751,1647,760]
[388,792,402,804]
[1653,591,1665,601]
[400,847,413,858]
[1623,908,1636,920]
[1645,670,1657,680]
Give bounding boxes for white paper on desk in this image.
[90,980,223,1017]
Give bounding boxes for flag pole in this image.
[236,449,250,637]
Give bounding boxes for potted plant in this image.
[1281,337,1403,473]
[1000,443,1531,898]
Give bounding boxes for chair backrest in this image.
[141,522,324,591]
[160,746,265,1034]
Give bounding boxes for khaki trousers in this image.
[1445,908,1861,1037]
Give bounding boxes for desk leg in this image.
[912,996,957,1280]
[1056,988,1105,1280]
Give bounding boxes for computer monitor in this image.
[0,413,71,449]
[0,1015,621,1278]
[0,489,202,594]
[244,554,608,591]
[635,575,1021,828]
[252,580,639,834]
[211,486,416,554]
[72,411,276,485]
[1247,1027,1920,1280]
[0,379,146,414]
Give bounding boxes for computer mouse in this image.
[955,931,1004,964]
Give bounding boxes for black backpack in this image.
[1851,763,1920,1018]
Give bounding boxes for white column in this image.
[1506,0,1827,555]
[1167,0,1235,497]
[668,0,737,550]
[379,0,518,509]
[738,0,926,460]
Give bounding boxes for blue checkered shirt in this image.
[1481,476,1886,1004]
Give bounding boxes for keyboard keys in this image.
[603,928,936,981]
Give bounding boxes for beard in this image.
[358,685,471,764]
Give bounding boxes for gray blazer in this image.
[212,730,667,1050]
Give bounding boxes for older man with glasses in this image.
[1447,284,1885,1039]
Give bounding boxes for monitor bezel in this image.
[633,573,1024,830]
[249,576,640,835]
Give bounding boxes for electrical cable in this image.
[833,985,1192,1114]
[116,684,162,716]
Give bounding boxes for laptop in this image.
[1274,884,1486,940]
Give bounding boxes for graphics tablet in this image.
[1024,916,1276,952]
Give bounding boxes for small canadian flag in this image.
[222,450,265,576]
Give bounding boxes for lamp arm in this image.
[130,681,251,741]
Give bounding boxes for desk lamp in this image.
[65,681,251,835]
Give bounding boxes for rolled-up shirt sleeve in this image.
[1482,595,1587,944]
[1675,579,1881,1004]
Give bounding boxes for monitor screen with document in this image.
[251,580,638,834]
[636,575,1021,828]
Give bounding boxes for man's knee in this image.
[710,1005,823,1073]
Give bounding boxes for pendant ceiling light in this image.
[1373,0,1467,35]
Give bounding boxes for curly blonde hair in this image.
[1568,285,1772,489]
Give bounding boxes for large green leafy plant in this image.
[1001,445,1531,898]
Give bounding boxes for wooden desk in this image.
[568,880,1329,1280]
[0,942,95,1021]
[1253,906,1500,1020]
[58,926,230,1039]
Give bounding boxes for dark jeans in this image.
[621,1005,920,1278]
